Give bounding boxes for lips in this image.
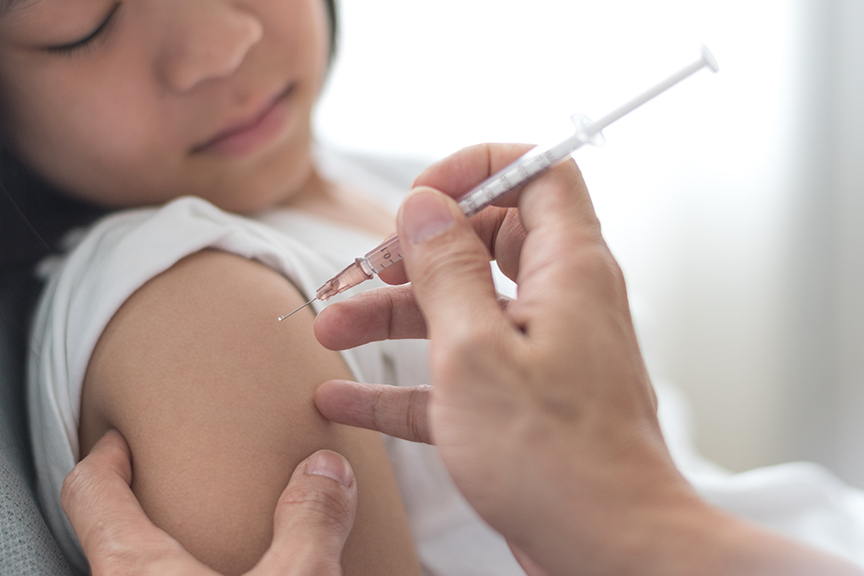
[192,83,295,156]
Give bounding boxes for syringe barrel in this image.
[458,134,589,217]
[309,46,718,307]
[361,135,587,276]
[457,145,549,218]
[363,235,403,275]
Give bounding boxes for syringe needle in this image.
[278,298,316,321]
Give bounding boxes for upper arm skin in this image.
[78,250,421,576]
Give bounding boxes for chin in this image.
[208,158,315,215]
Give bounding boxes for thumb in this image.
[397,187,511,341]
[508,541,553,576]
[252,450,357,576]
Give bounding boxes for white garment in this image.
[656,379,864,566]
[27,149,523,576]
[27,147,864,573]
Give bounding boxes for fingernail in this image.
[305,451,353,487]
[401,189,455,244]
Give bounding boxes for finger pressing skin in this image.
[252,450,357,576]
[62,430,205,576]
[314,285,426,350]
[508,542,553,576]
[315,381,432,444]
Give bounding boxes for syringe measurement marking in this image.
[370,242,402,269]
[459,150,555,217]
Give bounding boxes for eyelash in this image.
[47,3,120,57]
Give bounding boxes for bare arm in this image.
[78,250,420,576]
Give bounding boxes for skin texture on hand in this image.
[314,143,864,576]
[62,430,357,576]
[317,143,680,573]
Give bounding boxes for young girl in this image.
[0,1,523,574]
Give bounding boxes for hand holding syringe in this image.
[279,46,719,321]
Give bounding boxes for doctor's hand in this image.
[62,430,357,576]
[314,144,864,576]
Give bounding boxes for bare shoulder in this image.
[79,249,420,576]
[82,249,336,442]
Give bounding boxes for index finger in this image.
[315,380,433,444]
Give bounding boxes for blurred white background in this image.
[314,1,864,486]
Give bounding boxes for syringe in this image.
[279,46,719,321]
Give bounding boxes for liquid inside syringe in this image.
[278,46,718,321]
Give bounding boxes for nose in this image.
[158,0,263,93]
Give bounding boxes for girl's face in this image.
[0,0,330,212]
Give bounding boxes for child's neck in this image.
[279,169,394,239]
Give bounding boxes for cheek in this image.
[264,0,330,80]
[11,65,173,201]
[66,96,152,166]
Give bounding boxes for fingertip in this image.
[315,297,384,351]
[313,379,342,414]
[266,449,358,573]
[314,298,380,350]
[88,429,133,484]
[313,304,343,350]
[304,450,354,488]
[398,187,459,245]
[378,262,407,285]
[314,380,375,429]
[94,428,129,454]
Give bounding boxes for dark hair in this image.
[0,0,339,287]
[325,0,338,62]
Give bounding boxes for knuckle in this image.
[404,387,427,442]
[434,327,478,366]
[88,539,141,576]
[90,538,184,576]
[432,322,498,377]
[415,238,489,286]
[82,520,145,576]
[61,462,94,512]
[570,243,626,301]
[278,484,353,533]
[371,384,386,431]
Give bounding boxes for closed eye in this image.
[45,3,120,56]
